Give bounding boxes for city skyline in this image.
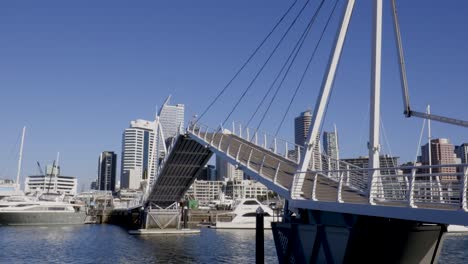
[0,1,467,188]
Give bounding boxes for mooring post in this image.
[183,205,188,229]
[256,206,264,264]
[140,206,146,229]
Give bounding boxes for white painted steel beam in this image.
[392,0,468,127]
[292,0,356,199]
[368,0,382,205]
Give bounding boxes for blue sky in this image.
[0,0,467,190]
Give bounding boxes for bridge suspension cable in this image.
[194,0,299,124]
[274,0,340,137]
[245,0,327,129]
[220,0,313,127]
[251,0,333,138]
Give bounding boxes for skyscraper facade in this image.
[98,151,117,192]
[323,131,339,160]
[421,138,457,179]
[294,110,312,146]
[159,96,185,142]
[455,143,468,164]
[121,119,157,190]
[216,155,244,181]
[294,110,321,170]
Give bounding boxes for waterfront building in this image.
[187,178,269,206]
[323,131,339,160]
[421,138,457,179]
[159,96,185,142]
[224,179,269,200]
[25,174,77,195]
[121,119,158,190]
[98,151,117,192]
[186,180,224,206]
[294,110,321,169]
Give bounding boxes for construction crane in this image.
[36,161,44,176]
[391,0,468,128]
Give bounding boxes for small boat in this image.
[0,193,86,226]
[210,198,281,229]
[447,225,468,233]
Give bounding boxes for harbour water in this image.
[0,225,466,263]
[0,225,278,263]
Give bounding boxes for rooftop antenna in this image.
[15,126,26,192]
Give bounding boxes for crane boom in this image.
[391,0,468,128]
[36,161,44,176]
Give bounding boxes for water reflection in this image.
[0,225,278,264]
[0,225,465,263]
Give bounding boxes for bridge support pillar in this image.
[272,209,446,263]
[142,202,181,230]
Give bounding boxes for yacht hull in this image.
[447,225,468,233]
[0,211,86,226]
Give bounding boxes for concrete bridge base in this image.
[272,209,446,263]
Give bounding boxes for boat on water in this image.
[210,198,281,229]
[0,193,86,226]
[447,225,468,233]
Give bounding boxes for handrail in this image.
[188,122,468,211]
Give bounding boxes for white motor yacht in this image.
[211,198,281,229]
[0,193,86,226]
[447,225,468,233]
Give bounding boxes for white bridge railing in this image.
[188,122,468,211]
[313,163,468,210]
[188,122,296,192]
[188,121,369,197]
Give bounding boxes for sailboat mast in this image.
[54,152,60,192]
[15,126,26,192]
[368,0,383,204]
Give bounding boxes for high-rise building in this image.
[197,165,217,181]
[121,119,158,190]
[421,138,457,179]
[294,110,312,146]
[294,110,321,170]
[98,151,117,192]
[216,156,244,181]
[323,131,339,160]
[120,98,184,190]
[159,96,185,142]
[455,143,468,164]
[90,180,97,190]
[207,165,217,181]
